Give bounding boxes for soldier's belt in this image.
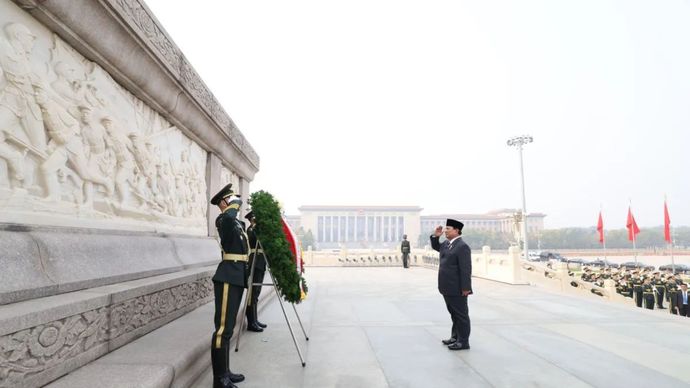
[643,292,655,295]
[250,249,264,254]
[222,253,249,262]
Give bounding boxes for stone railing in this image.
[302,246,527,285]
[420,246,526,285]
[302,248,422,267]
[520,261,630,303]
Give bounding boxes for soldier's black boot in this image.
[246,302,262,332]
[254,305,267,328]
[224,346,245,383]
[228,371,245,383]
[212,348,237,388]
[247,322,264,332]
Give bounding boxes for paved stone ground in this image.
[192,267,690,388]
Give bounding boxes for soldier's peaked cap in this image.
[210,183,235,206]
[244,210,254,220]
[446,218,464,231]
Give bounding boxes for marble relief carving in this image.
[220,165,240,195]
[109,0,259,166]
[0,277,213,386]
[0,18,208,233]
[0,307,109,386]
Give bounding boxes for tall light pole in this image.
[507,135,533,261]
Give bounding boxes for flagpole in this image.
[667,195,675,274]
[630,200,637,265]
[671,224,676,274]
[602,204,608,268]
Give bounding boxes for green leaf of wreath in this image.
[250,191,307,303]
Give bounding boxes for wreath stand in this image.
[234,240,309,367]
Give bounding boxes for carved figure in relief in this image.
[50,61,86,115]
[0,128,25,189]
[128,132,158,193]
[101,117,135,206]
[154,162,172,213]
[35,87,112,202]
[79,106,113,205]
[0,23,47,152]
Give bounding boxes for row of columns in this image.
[317,215,404,243]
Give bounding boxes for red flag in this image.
[664,201,672,243]
[596,212,604,244]
[626,207,640,241]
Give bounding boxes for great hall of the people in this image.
[286,206,546,249]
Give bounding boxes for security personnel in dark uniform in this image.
[210,183,248,388]
[401,234,411,269]
[642,278,656,310]
[431,219,472,351]
[244,210,268,332]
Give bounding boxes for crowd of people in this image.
[576,266,689,316]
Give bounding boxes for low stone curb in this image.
[46,287,276,388]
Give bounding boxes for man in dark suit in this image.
[209,183,248,388]
[430,219,472,350]
[676,283,689,317]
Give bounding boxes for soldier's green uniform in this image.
[642,282,656,310]
[245,211,267,331]
[210,184,248,388]
[632,275,643,308]
[667,277,679,315]
[401,235,411,268]
[581,271,592,282]
[616,278,629,296]
[625,276,634,298]
[653,274,666,309]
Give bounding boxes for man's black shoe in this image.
[257,321,267,328]
[441,338,457,345]
[447,342,470,350]
[228,371,245,383]
[247,323,264,332]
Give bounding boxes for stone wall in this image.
[0,0,258,302]
[0,1,259,385]
[0,267,214,388]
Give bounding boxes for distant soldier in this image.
[244,210,268,332]
[581,268,592,282]
[632,272,643,308]
[642,278,655,310]
[615,276,628,296]
[623,274,633,298]
[209,183,248,388]
[666,275,679,315]
[653,272,665,309]
[400,234,411,269]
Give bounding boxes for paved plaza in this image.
[192,267,690,388]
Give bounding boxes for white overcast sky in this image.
[145,0,690,228]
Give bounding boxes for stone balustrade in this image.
[302,247,420,267]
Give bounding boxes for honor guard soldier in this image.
[210,184,248,388]
[642,278,656,310]
[653,272,666,309]
[401,234,411,269]
[632,271,643,308]
[245,210,268,332]
[667,275,679,315]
